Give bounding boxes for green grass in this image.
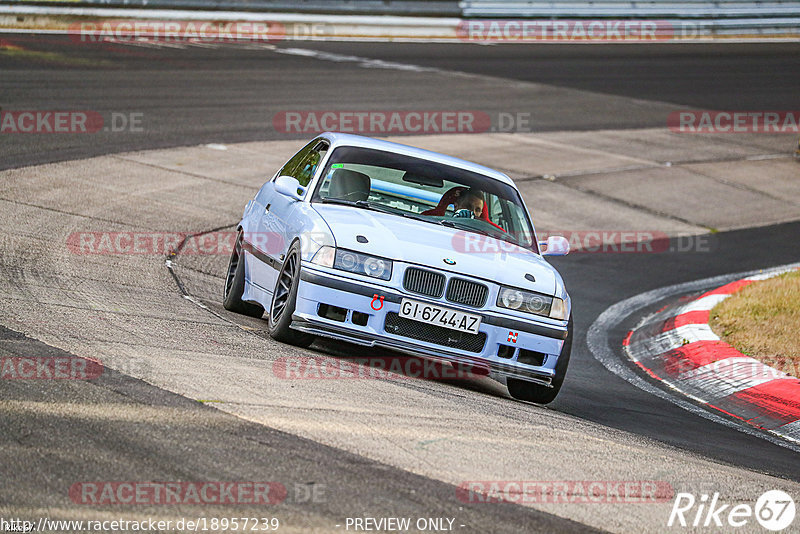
[710,270,800,378]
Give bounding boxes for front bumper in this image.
[292,265,569,386]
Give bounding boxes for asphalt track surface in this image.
[2,35,800,531]
[1,36,799,169]
[1,326,592,533]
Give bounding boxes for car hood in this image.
[313,204,559,295]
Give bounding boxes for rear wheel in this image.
[223,230,264,318]
[507,315,573,404]
[268,241,315,347]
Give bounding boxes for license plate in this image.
[399,298,482,334]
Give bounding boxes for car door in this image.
[251,139,328,294]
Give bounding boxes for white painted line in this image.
[632,323,718,355]
[627,329,675,360]
[673,323,720,344]
[778,420,800,441]
[274,47,442,74]
[679,293,728,313]
[745,267,799,281]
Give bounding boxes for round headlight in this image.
[526,294,548,314]
[501,290,524,310]
[363,257,387,278]
[339,252,357,270]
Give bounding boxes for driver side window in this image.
[277,140,329,187]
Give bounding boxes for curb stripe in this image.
[706,403,748,422]
[622,330,633,347]
[662,341,742,374]
[661,310,710,332]
[624,267,799,443]
[698,279,754,298]
[728,379,800,428]
[677,294,728,314]
[634,361,661,381]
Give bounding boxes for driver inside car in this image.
[451,188,485,219]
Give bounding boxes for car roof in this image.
[319,132,516,187]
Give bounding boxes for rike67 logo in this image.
[668,490,795,531]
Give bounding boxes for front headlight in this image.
[312,246,392,281]
[497,286,568,320]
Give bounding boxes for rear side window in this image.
[278,140,329,187]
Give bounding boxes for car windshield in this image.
[311,146,537,251]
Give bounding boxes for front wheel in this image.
[223,230,264,318]
[268,241,315,348]
[507,315,573,404]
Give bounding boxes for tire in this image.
[223,230,264,318]
[268,240,315,347]
[507,315,573,404]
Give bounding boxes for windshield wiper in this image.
[439,219,527,248]
[320,198,359,206]
[437,219,493,237]
[322,198,430,221]
[320,198,392,214]
[354,200,403,215]
[400,212,435,223]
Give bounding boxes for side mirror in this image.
[275,175,305,201]
[539,235,570,256]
